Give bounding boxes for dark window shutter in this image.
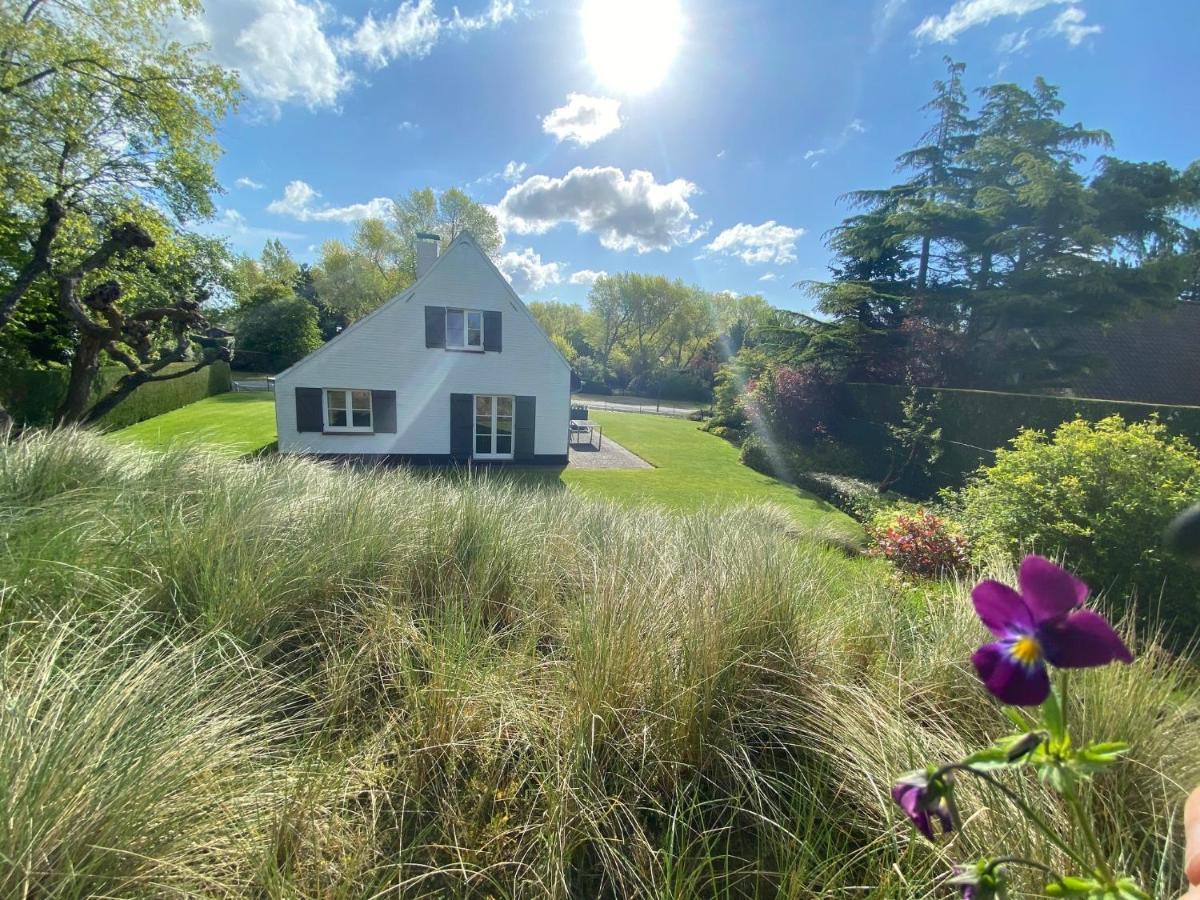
[450,393,473,459]
[295,387,323,432]
[514,395,535,460]
[425,306,445,348]
[372,390,396,433]
[483,310,502,352]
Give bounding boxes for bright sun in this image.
[581,0,683,95]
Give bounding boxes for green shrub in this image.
[739,431,867,483]
[0,361,232,428]
[958,415,1200,637]
[235,298,321,372]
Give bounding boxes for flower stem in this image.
[986,855,1061,880]
[935,763,1092,871]
[1063,787,1116,885]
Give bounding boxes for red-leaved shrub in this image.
[868,509,970,578]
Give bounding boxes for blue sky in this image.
[192,0,1199,312]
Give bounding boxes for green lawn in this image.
[111,392,277,456]
[561,410,858,538]
[110,394,857,537]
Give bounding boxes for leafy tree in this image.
[806,61,1200,389]
[0,0,237,327]
[235,298,320,373]
[527,300,589,355]
[0,0,238,425]
[391,188,501,278]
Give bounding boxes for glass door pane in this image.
[496,396,513,456]
[474,395,493,454]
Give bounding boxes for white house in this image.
[274,231,572,464]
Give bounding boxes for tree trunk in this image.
[56,332,105,423]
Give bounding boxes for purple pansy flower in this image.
[970,555,1133,706]
[891,770,954,839]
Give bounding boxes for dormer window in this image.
[446,308,484,350]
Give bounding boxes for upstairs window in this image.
[446,308,484,350]
[324,388,373,432]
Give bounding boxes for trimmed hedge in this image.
[0,361,232,429]
[839,382,1200,496]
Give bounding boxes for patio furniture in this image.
[569,419,602,450]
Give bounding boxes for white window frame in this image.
[446,307,485,351]
[323,388,373,433]
[473,394,514,459]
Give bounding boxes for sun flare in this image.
[581,0,683,95]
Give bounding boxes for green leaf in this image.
[1040,689,1066,744]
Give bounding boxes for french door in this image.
[474,395,514,458]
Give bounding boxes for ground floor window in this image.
[325,388,372,431]
[474,394,513,457]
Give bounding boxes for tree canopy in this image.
[803,59,1200,389]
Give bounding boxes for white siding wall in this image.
[275,237,571,457]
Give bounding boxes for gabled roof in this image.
[273,230,571,381]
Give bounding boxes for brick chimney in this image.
[415,232,440,279]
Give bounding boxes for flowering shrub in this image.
[891,556,1145,899]
[958,415,1200,639]
[868,508,970,578]
[740,363,836,444]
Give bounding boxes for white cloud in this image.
[716,149,726,159]
[267,180,392,223]
[996,28,1031,52]
[398,120,421,132]
[803,149,827,161]
[758,272,778,282]
[496,166,704,254]
[569,269,607,286]
[541,94,622,147]
[449,0,518,32]
[704,221,806,265]
[1049,6,1100,45]
[343,0,441,67]
[214,208,305,240]
[914,0,1070,43]
[235,177,264,190]
[176,0,350,110]
[802,118,866,168]
[871,0,908,51]
[503,160,527,181]
[496,247,563,293]
[178,0,524,112]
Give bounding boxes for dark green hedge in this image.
[839,383,1200,496]
[0,361,232,429]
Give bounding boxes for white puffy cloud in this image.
[235,177,264,190]
[178,0,525,111]
[343,0,441,67]
[176,0,350,110]
[497,166,704,254]
[704,221,806,266]
[267,180,392,223]
[541,94,623,147]
[1050,6,1100,45]
[914,0,1070,42]
[496,247,563,293]
[569,269,608,286]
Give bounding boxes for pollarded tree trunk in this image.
[56,331,106,424]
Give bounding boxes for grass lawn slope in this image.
[111,392,276,455]
[563,410,858,539]
[0,429,1194,897]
